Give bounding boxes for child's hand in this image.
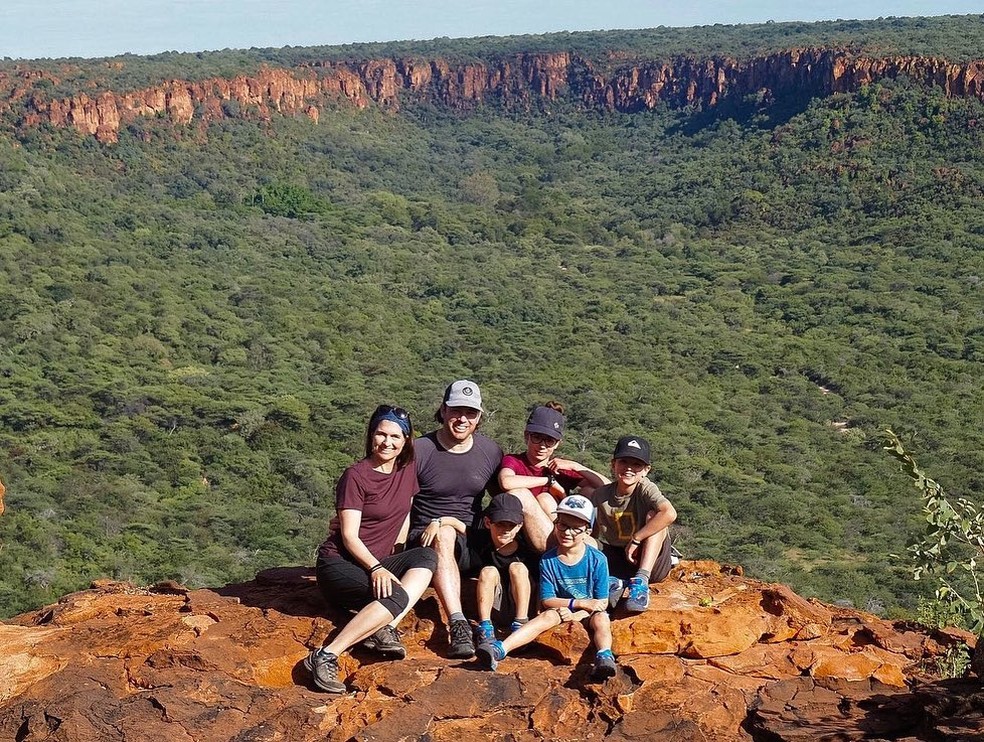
[625,540,640,564]
[584,598,608,613]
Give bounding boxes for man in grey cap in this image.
[408,379,503,658]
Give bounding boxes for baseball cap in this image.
[555,494,594,525]
[443,379,483,410]
[485,493,524,524]
[612,435,651,465]
[525,406,564,439]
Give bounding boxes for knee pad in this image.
[378,584,409,618]
[418,548,438,572]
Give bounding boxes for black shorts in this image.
[408,525,484,576]
[316,547,437,612]
[602,537,673,583]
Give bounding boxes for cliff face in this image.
[3,49,984,143]
[0,561,977,741]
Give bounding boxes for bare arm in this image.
[548,457,611,489]
[498,465,551,493]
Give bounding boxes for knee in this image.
[477,566,498,586]
[378,584,409,618]
[508,561,528,580]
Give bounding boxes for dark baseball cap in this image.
[612,435,651,465]
[485,493,524,524]
[525,406,564,440]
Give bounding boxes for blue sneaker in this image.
[625,577,650,612]
[474,620,496,644]
[509,619,528,634]
[608,577,625,609]
[476,640,506,671]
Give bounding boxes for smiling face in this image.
[441,404,481,442]
[524,431,560,465]
[612,456,651,494]
[554,515,590,546]
[371,419,407,468]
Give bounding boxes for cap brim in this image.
[525,425,562,440]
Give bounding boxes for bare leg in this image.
[325,567,435,650]
[637,513,669,576]
[509,488,554,553]
[507,561,531,619]
[501,608,561,654]
[431,523,463,619]
[389,567,437,625]
[588,611,613,652]
[476,566,500,622]
[323,602,392,656]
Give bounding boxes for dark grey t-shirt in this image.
[410,431,503,531]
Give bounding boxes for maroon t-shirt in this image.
[319,458,418,562]
[501,453,585,502]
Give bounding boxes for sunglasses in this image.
[372,405,410,421]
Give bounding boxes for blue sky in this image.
[1,1,980,60]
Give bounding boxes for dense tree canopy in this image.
[1,19,983,619]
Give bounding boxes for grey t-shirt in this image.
[410,431,503,531]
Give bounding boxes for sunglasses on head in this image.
[372,404,410,421]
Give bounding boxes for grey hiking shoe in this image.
[361,625,406,659]
[303,648,346,693]
[476,640,506,671]
[448,618,476,659]
[591,652,618,680]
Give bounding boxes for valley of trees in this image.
[1,16,983,621]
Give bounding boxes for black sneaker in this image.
[448,618,476,659]
[361,625,406,659]
[303,648,346,693]
[590,652,618,681]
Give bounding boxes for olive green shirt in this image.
[591,478,668,547]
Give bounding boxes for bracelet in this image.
[431,517,442,528]
[630,538,642,546]
[370,564,385,573]
[568,598,576,611]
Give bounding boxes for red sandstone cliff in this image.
[2,49,984,143]
[0,561,979,741]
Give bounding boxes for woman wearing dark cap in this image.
[498,401,610,518]
[305,405,437,694]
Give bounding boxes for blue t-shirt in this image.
[539,545,609,601]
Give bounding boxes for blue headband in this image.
[373,411,411,436]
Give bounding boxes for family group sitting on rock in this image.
[306,379,679,693]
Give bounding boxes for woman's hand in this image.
[372,566,400,599]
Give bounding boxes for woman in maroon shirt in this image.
[305,405,437,694]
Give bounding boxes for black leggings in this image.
[316,547,437,619]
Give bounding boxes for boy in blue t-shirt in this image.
[476,494,618,680]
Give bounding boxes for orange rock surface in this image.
[0,561,973,741]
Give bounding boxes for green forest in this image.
[1,16,983,621]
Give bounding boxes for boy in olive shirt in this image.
[591,436,677,612]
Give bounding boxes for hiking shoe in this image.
[303,648,346,693]
[474,620,496,645]
[476,640,506,671]
[361,625,406,659]
[608,577,625,609]
[590,651,617,681]
[670,545,682,566]
[448,619,476,659]
[625,577,650,612]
